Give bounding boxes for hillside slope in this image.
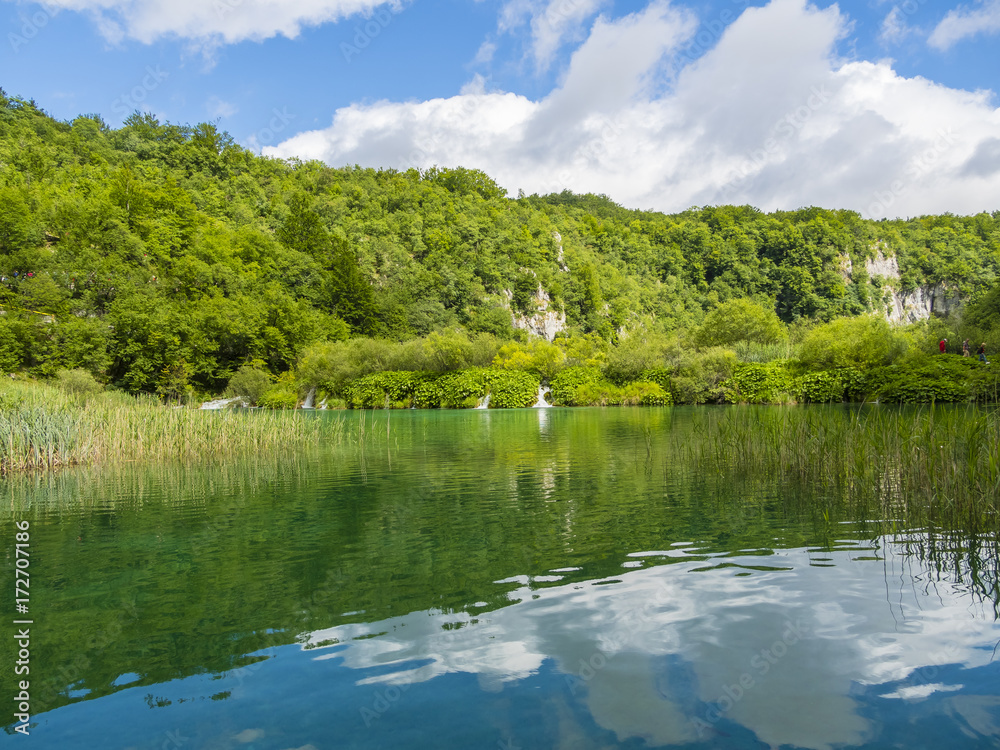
[1,90,999,396]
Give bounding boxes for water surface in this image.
[3,407,999,749]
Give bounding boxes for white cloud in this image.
[206,96,237,119]
[266,0,1000,218]
[497,0,608,72]
[929,0,1000,50]
[25,0,401,45]
[879,6,911,44]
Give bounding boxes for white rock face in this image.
[865,250,900,280]
[507,284,567,341]
[854,249,963,324]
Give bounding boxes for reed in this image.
[0,380,346,474]
[688,404,1000,531]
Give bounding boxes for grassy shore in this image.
[0,379,345,474]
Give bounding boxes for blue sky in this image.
[2,0,999,216]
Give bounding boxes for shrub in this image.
[486,370,540,408]
[669,348,738,405]
[603,330,673,384]
[725,362,794,404]
[877,355,977,403]
[798,315,906,371]
[492,340,566,380]
[695,298,786,348]
[225,364,271,406]
[549,366,604,406]
[54,368,103,399]
[257,386,299,409]
[793,371,845,403]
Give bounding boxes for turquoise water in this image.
[3,407,1000,749]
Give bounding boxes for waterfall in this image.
[200,397,241,410]
[532,386,552,408]
[302,386,317,409]
[476,393,491,410]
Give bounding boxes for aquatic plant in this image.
[0,379,344,474]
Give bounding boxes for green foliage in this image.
[54,368,104,399]
[484,370,540,409]
[793,371,845,404]
[225,364,272,406]
[726,362,794,404]
[668,348,738,405]
[877,355,978,404]
[492,339,566,380]
[695,298,786,348]
[257,386,299,410]
[548,365,672,406]
[549,366,605,406]
[2,91,1000,404]
[798,315,905,371]
[342,368,538,409]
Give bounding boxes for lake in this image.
[3,406,1000,749]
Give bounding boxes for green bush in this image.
[695,298,786,348]
[798,315,906,371]
[548,366,671,406]
[725,362,794,404]
[549,366,604,406]
[225,364,272,406]
[487,370,540,408]
[668,348,738,405]
[793,371,845,403]
[877,355,977,403]
[257,386,299,409]
[54,368,104,399]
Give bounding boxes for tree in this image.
[695,298,786,348]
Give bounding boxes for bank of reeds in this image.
[694,404,1000,530]
[0,380,345,474]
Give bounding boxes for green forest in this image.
[3,88,1000,408]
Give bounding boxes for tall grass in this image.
[0,380,345,474]
[692,404,1000,530]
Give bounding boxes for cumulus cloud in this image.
[929,0,1000,50]
[25,0,400,44]
[266,0,1000,218]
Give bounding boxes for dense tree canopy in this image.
[1,89,999,396]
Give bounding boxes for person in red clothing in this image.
[939,338,947,353]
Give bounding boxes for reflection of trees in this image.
[2,407,997,719]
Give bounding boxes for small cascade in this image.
[200,397,241,410]
[317,399,328,410]
[532,386,552,408]
[476,393,491,410]
[302,386,317,409]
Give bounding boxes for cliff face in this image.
[843,248,962,324]
[505,285,567,341]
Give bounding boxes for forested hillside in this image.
[2,89,1000,402]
